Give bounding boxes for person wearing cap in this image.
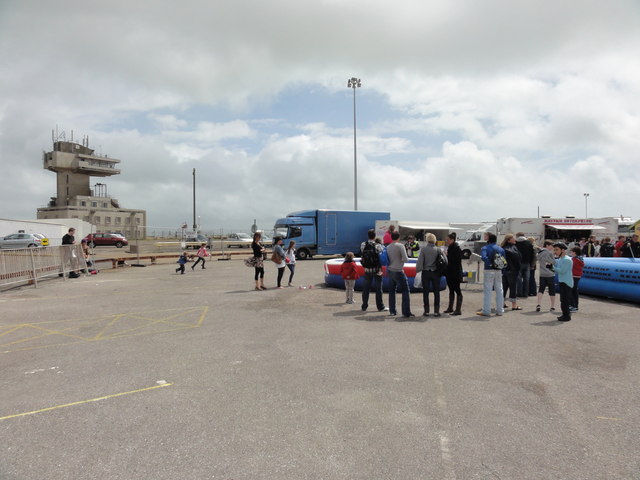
[553,242,574,322]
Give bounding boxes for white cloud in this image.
[1,0,639,232]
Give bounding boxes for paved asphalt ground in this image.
[1,256,639,480]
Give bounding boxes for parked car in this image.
[84,233,129,248]
[183,234,212,249]
[225,232,253,248]
[0,233,47,249]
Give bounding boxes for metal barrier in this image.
[0,245,87,290]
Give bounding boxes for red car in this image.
[84,233,128,248]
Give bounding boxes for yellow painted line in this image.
[94,314,125,340]
[0,326,23,338]
[0,383,173,421]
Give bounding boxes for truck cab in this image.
[274,210,320,260]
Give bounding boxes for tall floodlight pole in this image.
[348,77,361,211]
[193,168,197,231]
[584,192,590,218]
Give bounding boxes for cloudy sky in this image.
[1,0,639,233]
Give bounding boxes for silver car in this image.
[0,233,46,249]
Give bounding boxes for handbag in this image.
[413,272,423,289]
[244,256,259,268]
[271,251,283,264]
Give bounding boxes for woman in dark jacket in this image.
[251,232,267,291]
[501,233,522,310]
[444,232,464,315]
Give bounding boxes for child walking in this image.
[570,246,584,312]
[176,252,188,275]
[285,240,296,286]
[553,243,573,322]
[340,252,359,304]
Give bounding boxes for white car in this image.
[225,233,253,248]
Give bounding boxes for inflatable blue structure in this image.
[324,258,447,293]
[579,257,640,303]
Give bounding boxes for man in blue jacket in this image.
[477,233,505,317]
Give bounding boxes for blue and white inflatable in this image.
[324,258,447,293]
[579,257,640,303]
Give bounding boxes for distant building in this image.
[36,138,146,238]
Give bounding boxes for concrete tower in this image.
[37,134,146,237]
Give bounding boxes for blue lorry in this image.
[273,209,391,260]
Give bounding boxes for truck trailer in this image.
[274,210,390,260]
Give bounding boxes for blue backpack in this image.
[379,247,389,267]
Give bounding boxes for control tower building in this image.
[37,136,146,238]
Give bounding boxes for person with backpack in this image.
[360,229,387,312]
[476,233,506,317]
[599,237,614,257]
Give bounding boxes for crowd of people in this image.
[478,231,639,322]
[171,228,639,322]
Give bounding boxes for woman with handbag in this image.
[272,236,287,289]
[251,232,267,291]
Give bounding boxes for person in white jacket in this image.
[284,240,297,286]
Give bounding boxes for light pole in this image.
[347,77,361,211]
[584,192,590,218]
[192,168,197,232]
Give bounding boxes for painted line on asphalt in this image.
[0,382,173,421]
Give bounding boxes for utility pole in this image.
[192,168,197,232]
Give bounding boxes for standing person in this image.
[191,243,209,270]
[251,232,267,291]
[416,233,445,317]
[360,229,387,312]
[62,227,80,278]
[622,234,640,258]
[527,237,538,296]
[386,231,414,319]
[535,240,556,312]
[285,240,297,287]
[383,224,395,246]
[476,233,505,317]
[614,235,626,257]
[515,232,533,298]
[443,232,463,316]
[404,235,420,259]
[501,233,523,310]
[272,236,287,289]
[554,243,574,322]
[599,237,614,257]
[569,247,584,312]
[582,235,597,257]
[175,251,188,275]
[340,252,359,304]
